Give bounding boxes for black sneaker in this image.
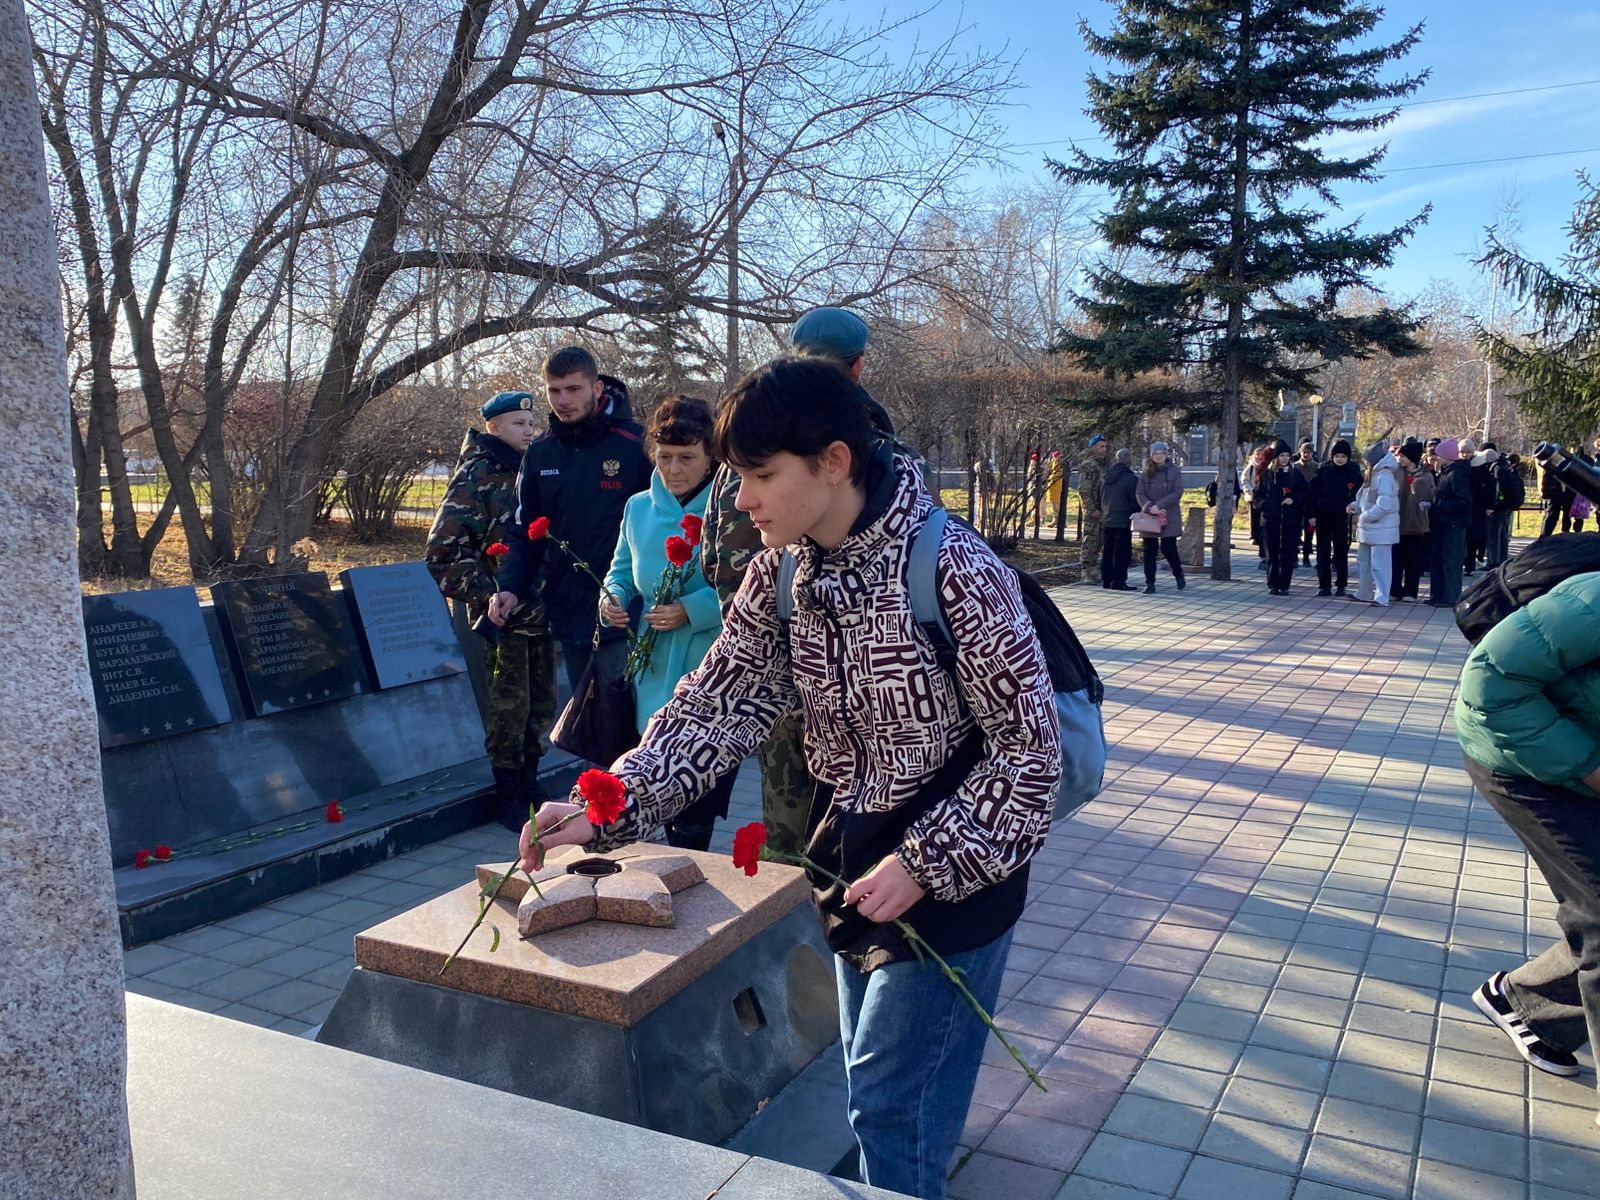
[1317,588,1332,597]
[1472,972,1581,1076]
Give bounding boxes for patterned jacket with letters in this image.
[592,452,1062,906]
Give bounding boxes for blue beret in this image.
[790,307,869,360]
[1088,433,1106,449]
[481,391,534,420]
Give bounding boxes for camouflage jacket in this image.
[1077,455,1105,512]
[702,382,917,614]
[425,428,545,632]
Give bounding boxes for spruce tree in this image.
[619,198,719,406]
[1476,177,1600,448]
[1053,0,1428,577]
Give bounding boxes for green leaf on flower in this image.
[489,925,501,953]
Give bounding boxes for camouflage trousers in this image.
[759,705,814,857]
[484,632,558,774]
[1080,512,1104,572]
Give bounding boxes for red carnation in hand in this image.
[485,542,510,557]
[325,800,344,824]
[680,514,703,547]
[527,516,550,540]
[577,769,627,826]
[664,535,693,567]
[732,822,767,877]
[134,848,153,870]
[153,845,173,863]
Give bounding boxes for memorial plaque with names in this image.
[81,587,231,748]
[210,573,364,717]
[339,562,466,689]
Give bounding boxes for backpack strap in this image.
[776,549,798,627]
[907,506,957,674]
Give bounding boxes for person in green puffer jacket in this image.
[1455,570,1600,1096]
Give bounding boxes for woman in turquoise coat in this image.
[600,395,733,850]
[1455,570,1600,1090]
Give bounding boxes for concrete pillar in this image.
[0,1,136,1195]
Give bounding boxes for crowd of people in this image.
[424,309,1059,1200]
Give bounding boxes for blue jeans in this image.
[836,928,1013,1200]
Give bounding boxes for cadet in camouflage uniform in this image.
[703,307,914,856]
[1077,433,1108,579]
[426,390,557,832]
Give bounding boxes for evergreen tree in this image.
[1476,177,1600,448]
[1052,0,1428,577]
[619,198,719,407]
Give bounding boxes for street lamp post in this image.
[713,121,739,388]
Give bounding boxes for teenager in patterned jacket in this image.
[524,356,1062,1200]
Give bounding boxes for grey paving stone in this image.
[1198,1114,1307,1174]
[1323,1063,1425,1114]
[1234,1046,1333,1093]
[252,945,345,980]
[216,906,302,936]
[1361,954,1444,988]
[1075,1133,1194,1196]
[1127,1061,1228,1109]
[1199,954,1283,987]
[1283,945,1367,974]
[1334,1032,1430,1076]
[1175,1155,1294,1200]
[1425,1078,1527,1133]
[1217,1078,1322,1130]
[1342,1003,1433,1043]
[1276,965,1360,1001]
[1168,1000,1260,1042]
[1150,1031,1245,1075]
[1263,990,1350,1030]
[1103,1095,1212,1152]
[1314,1097,1419,1154]
[121,942,191,976]
[1054,1176,1167,1200]
[1249,1015,1341,1059]
[246,979,343,1020]
[143,954,235,990]
[1429,1046,1526,1096]
[980,1112,1095,1173]
[1412,1159,1525,1200]
[1529,1098,1600,1148]
[1300,1134,1413,1200]
[1418,1117,1527,1180]
[1188,977,1271,1012]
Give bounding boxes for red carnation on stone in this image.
[664,535,693,567]
[732,822,767,877]
[134,848,153,870]
[577,769,627,826]
[527,516,550,540]
[485,542,510,557]
[680,514,703,547]
[325,800,344,824]
[153,845,173,863]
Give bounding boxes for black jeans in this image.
[664,768,738,852]
[1142,536,1182,587]
[1428,525,1467,604]
[1264,514,1301,591]
[1314,517,1351,591]
[1100,527,1132,587]
[1391,532,1430,599]
[1466,756,1600,1055]
[1542,494,1575,537]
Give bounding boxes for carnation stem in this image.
[764,849,1047,1093]
[439,856,522,977]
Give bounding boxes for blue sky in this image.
[914,0,1600,305]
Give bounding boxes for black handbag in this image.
[549,625,639,766]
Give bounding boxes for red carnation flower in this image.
[732,822,767,877]
[153,845,173,863]
[664,535,693,567]
[577,769,627,826]
[485,541,510,557]
[134,848,153,870]
[527,516,550,540]
[325,800,344,824]
[680,514,703,547]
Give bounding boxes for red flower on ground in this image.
[325,800,344,824]
[664,535,693,567]
[153,845,173,863]
[527,516,550,540]
[134,848,153,869]
[732,822,767,877]
[577,769,627,826]
[680,514,703,547]
[485,542,510,557]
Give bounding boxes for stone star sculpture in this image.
[474,845,706,937]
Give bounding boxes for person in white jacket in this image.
[1349,442,1400,607]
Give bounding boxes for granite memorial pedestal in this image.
[317,843,840,1146]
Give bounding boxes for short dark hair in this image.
[647,395,716,452]
[714,357,874,485]
[544,346,598,381]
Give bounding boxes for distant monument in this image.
[0,0,136,1193]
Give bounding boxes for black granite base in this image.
[315,903,840,1147]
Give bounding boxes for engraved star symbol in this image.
[475,847,707,939]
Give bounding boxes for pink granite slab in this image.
[354,843,812,1026]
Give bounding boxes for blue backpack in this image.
[777,507,1107,821]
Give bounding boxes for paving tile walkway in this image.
[123,567,1600,1200]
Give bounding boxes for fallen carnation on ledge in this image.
[134,849,153,869]
[153,845,173,863]
[325,801,344,824]
[727,821,1048,1093]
